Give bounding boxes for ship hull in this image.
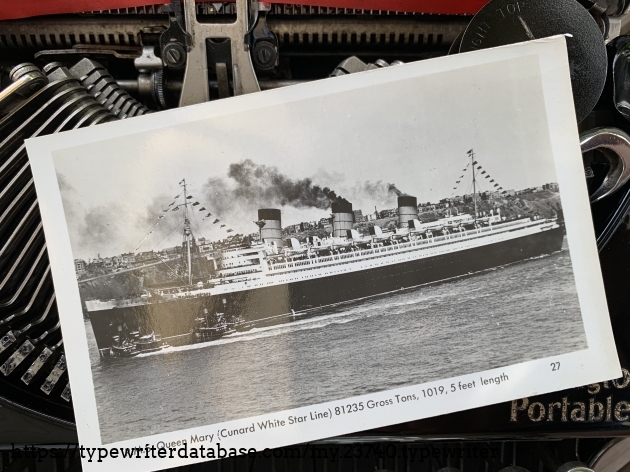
[88,226,565,354]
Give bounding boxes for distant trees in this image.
[79,273,144,300]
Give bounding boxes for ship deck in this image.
[85,217,559,312]
[264,218,552,274]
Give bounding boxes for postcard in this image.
[26,36,620,471]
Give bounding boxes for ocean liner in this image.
[84,151,565,357]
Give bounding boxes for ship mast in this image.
[468,149,478,219]
[181,179,193,286]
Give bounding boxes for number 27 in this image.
[550,362,560,371]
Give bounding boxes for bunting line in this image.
[134,181,239,254]
[450,149,508,199]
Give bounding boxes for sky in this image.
[53,53,558,260]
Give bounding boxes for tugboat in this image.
[109,327,166,357]
[111,338,139,357]
[134,333,166,354]
[194,310,236,341]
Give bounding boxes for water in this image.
[87,242,586,444]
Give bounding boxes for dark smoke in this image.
[68,161,405,257]
[226,159,347,208]
[322,187,350,205]
[387,183,406,197]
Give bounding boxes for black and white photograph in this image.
[26,37,620,472]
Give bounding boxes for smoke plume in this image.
[200,164,399,230]
[67,161,405,258]
[225,159,348,208]
[387,183,406,197]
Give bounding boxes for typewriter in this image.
[2,1,630,471]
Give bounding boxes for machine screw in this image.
[166,48,181,64]
[162,43,187,69]
[252,41,278,70]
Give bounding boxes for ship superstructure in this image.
[84,152,565,357]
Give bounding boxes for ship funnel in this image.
[397,195,418,228]
[331,200,353,238]
[258,208,284,248]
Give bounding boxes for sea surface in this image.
[87,240,587,444]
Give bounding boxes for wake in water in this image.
[137,301,390,357]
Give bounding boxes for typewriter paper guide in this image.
[27,36,619,471]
